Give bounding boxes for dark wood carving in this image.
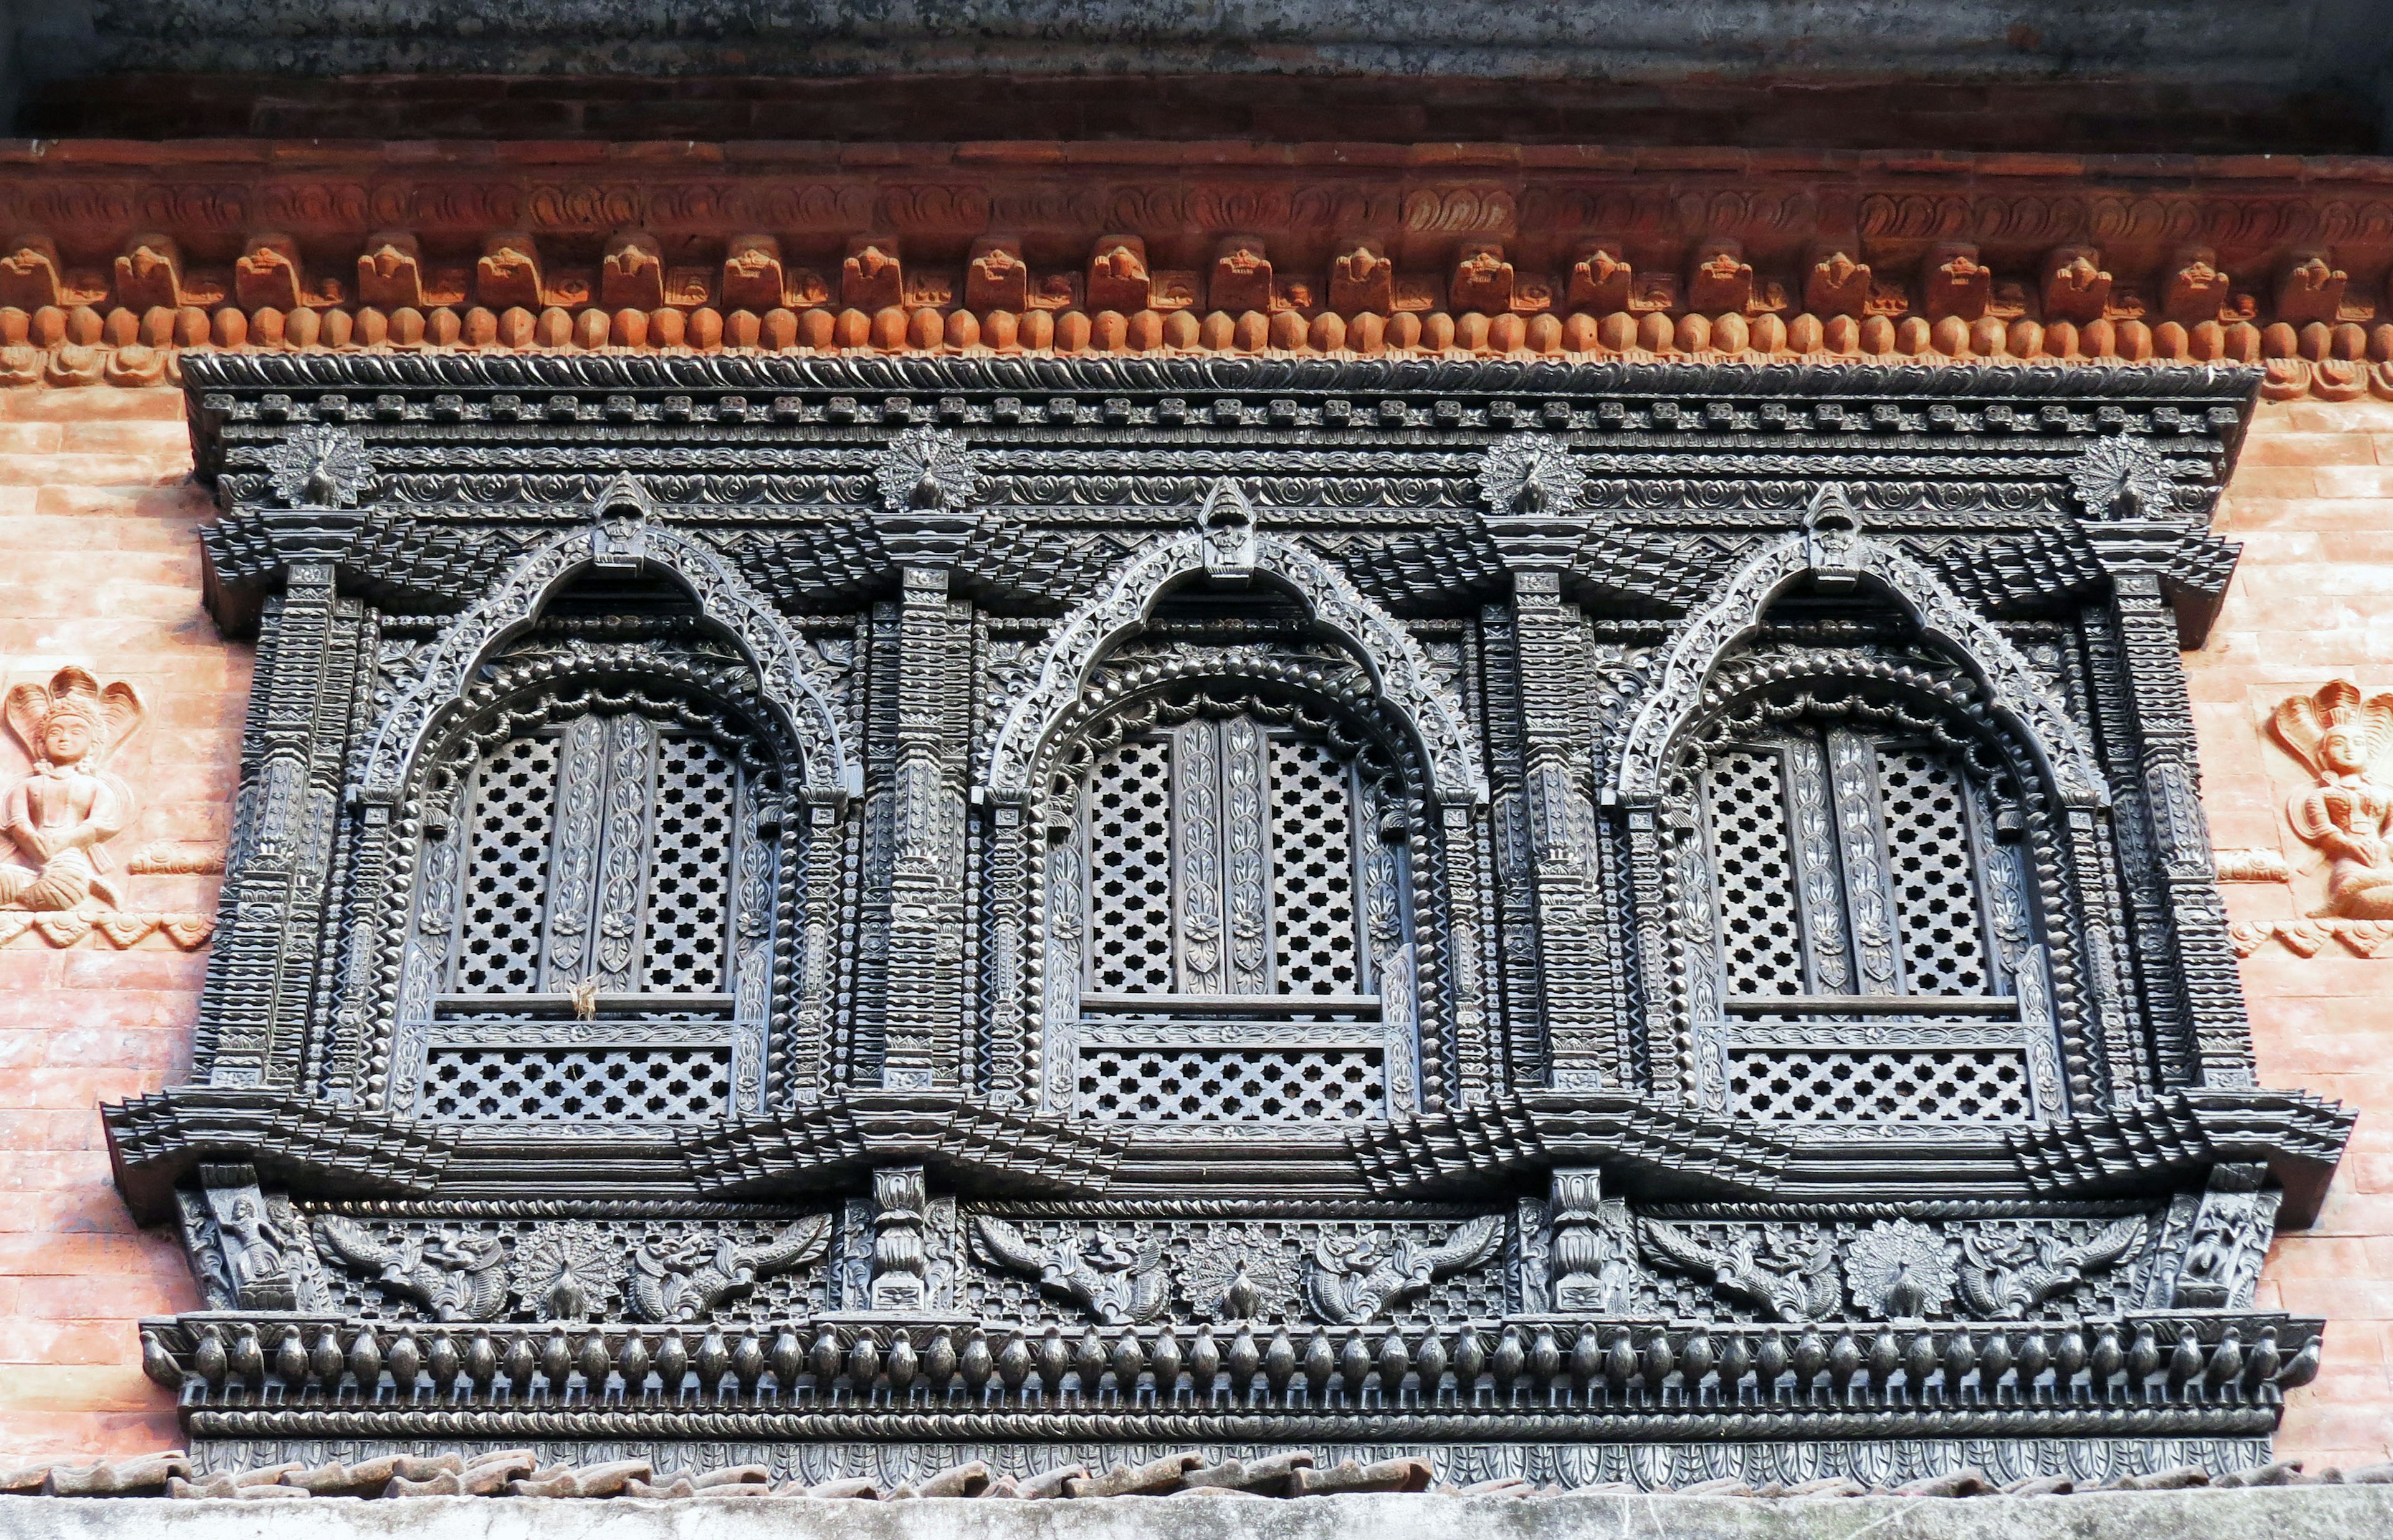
[104,352,2344,1488]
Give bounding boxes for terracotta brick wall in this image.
[2195,396,2393,1470]
[0,387,229,1455]
[2,381,2391,1468]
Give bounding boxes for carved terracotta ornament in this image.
[0,667,142,911]
[2270,680,2393,919]
[0,668,220,949]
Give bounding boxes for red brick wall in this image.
[0,387,230,1456]
[1,381,2390,1468]
[2195,396,2393,1470]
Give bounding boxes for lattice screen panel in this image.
[1076,1046,1382,1122]
[1085,737,1176,993]
[1875,745,1993,995]
[420,1045,733,1124]
[1269,739,1360,995]
[1706,748,1803,997]
[1725,1048,2032,1124]
[644,735,736,993]
[451,735,560,993]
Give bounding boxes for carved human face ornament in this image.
[39,711,93,768]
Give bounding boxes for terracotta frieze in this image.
[1,143,2392,396]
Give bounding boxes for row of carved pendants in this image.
[151,1313,2318,1411]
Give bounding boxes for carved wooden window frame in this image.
[1006,653,1448,1124]
[1655,657,2081,1134]
[345,646,812,1133]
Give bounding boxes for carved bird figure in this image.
[626,1215,831,1324]
[971,1215,1169,1326]
[313,1217,510,1323]
[1638,1220,1843,1323]
[1303,1215,1504,1326]
[1957,1217,2146,1321]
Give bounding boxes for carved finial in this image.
[2070,434,2172,522]
[264,424,372,509]
[876,426,981,515]
[590,475,656,569]
[1802,482,1862,586]
[1477,433,1583,517]
[1196,477,1258,583]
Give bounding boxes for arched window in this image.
[1054,701,1416,1126]
[1676,681,2065,1129]
[389,671,785,1132]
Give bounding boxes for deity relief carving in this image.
[1,667,141,911]
[2269,680,2393,919]
[0,668,218,949]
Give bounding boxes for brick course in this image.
[2,380,2391,1467]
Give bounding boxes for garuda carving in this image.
[1303,1216,1504,1326]
[2270,680,2393,919]
[313,1217,510,1323]
[971,1217,1169,1326]
[1957,1216,2146,1319]
[628,1216,831,1324]
[1639,1220,1842,1323]
[1,668,142,912]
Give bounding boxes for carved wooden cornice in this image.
[1346,1088,2353,1218]
[676,1091,1127,1200]
[103,1088,454,1223]
[7,141,2393,399]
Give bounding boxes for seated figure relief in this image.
[0,667,142,912]
[2271,679,2393,920]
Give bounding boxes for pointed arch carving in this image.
[1610,503,2108,811]
[981,497,1486,810]
[359,504,859,809]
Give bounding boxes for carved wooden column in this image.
[1510,571,1611,1089]
[2108,571,2252,1086]
[200,559,373,1089]
[1479,436,1610,1089]
[2079,442,2255,1089]
[869,429,982,1091]
[876,567,972,1089]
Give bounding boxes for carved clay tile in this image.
[1805,248,1871,318]
[234,234,304,313]
[0,236,61,310]
[2276,254,2348,328]
[1922,242,1991,322]
[2164,246,2234,326]
[1450,242,1512,315]
[965,238,1028,312]
[475,232,542,310]
[1687,241,1754,317]
[2042,246,2112,324]
[1209,236,1273,316]
[114,234,184,310]
[719,233,785,312]
[601,232,667,311]
[351,237,416,309]
[1331,241,1396,316]
[1562,242,1628,315]
[843,237,903,312]
[1086,234,1149,313]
